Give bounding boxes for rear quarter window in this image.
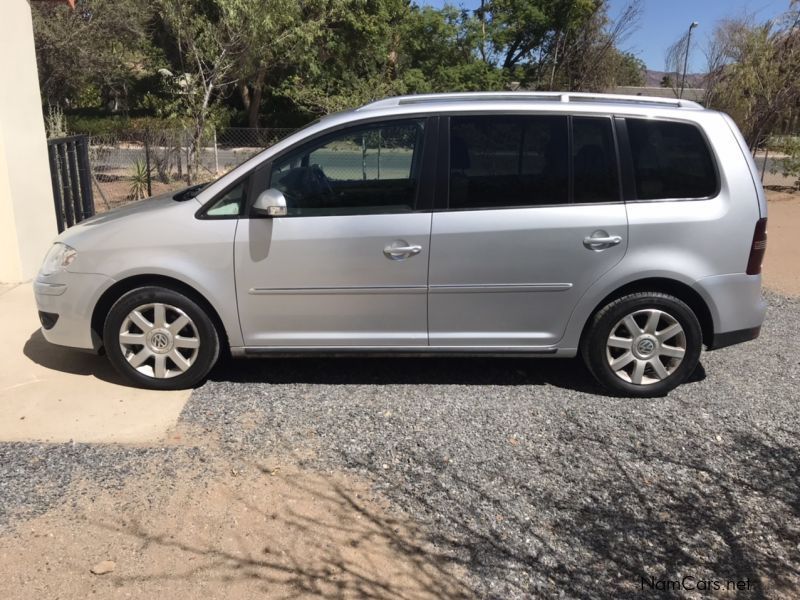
[626,118,717,200]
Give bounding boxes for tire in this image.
[580,292,702,397]
[103,286,220,390]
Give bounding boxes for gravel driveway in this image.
[2,292,799,598]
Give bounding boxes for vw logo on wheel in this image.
[637,338,655,356]
[151,332,169,349]
[145,328,173,354]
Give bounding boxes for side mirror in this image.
[252,188,287,217]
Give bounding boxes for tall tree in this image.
[278,0,413,114]
[153,0,241,179]
[549,1,642,91]
[475,0,641,91]
[220,0,306,127]
[397,5,502,93]
[31,0,154,110]
[703,3,800,148]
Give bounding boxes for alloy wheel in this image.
[605,308,687,385]
[118,302,200,379]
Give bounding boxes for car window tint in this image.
[572,117,619,203]
[449,115,568,209]
[270,120,424,216]
[205,180,246,217]
[626,118,717,200]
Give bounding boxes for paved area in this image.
[0,284,189,443]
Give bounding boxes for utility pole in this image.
[680,21,699,99]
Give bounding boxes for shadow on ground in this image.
[334,421,800,599]
[32,418,793,600]
[208,354,706,396]
[22,329,129,386]
[23,327,707,396]
[2,463,474,599]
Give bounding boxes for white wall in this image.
[0,1,57,282]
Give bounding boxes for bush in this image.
[66,114,188,137]
[768,135,800,188]
[45,104,68,139]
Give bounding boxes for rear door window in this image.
[572,117,619,203]
[449,115,568,209]
[626,118,717,200]
[448,114,620,209]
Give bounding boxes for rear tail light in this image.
[746,217,768,275]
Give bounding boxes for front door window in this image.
[269,120,425,216]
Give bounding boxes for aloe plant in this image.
[128,159,149,201]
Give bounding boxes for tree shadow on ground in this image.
[82,465,474,599]
[71,417,798,599]
[337,419,800,599]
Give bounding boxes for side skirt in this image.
[230,346,577,358]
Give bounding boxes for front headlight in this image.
[40,243,77,276]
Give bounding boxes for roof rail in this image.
[357,91,703,111]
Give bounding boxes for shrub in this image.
[768,135,800,188]
[128,159,150,201]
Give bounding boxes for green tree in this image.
[703,5,800,148]
[278,0,413,114]
[474,0,641,91]
[152,0,241,180]
[397,5,503,93]
[31,0,653,127]
[31,0,155,111]
[611,52,646,86]
[220,0,306,127]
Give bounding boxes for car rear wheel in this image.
[103,286,219,390]
[581,292,702,397]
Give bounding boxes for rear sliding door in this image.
[428,114,628,347]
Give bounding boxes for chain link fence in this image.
[85,127,296,211]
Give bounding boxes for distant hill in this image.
[645,69,706,88]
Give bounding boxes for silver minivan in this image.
[34,92,768,396]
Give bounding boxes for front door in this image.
[428,114,628,347]
[235,118,433,347]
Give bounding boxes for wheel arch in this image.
[578,277,715,350]
[91,274,230,353]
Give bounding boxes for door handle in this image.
[584,235,622,245]
[383,241,422,260]
[583,232,622,250]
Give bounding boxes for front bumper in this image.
[33,272,114,351]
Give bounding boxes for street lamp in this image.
[680,21,699,99]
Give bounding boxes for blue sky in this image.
[416,0,790,71]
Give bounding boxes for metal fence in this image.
[84,127,296,211]
[47,135,95,232]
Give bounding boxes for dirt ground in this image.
[0,443,471,599]
[764,189,800,296]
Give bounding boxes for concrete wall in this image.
[0,1,57,282]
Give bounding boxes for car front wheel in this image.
[103,286,219,390]
[581,292,702,397]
